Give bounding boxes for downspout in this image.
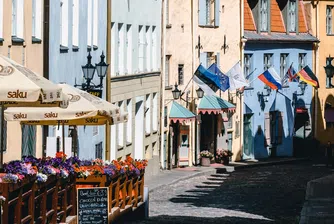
[105,0,111,160]
[160,0,166,169]
[42,0,50,157]
[314,0,319,140]
[240,0,245,160]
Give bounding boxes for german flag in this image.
[296,65,319,88]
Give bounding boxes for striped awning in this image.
[169,101,196,123]
[198,95,236,114]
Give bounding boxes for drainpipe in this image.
[42,0,50,157]
[105,0,111,160]
[160,0,167,169]
[314,1,319,140]
[239,0,245,160]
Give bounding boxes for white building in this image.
[110,0,162,177]
[47,0,107,159]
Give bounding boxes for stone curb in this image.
[223,157,310,171]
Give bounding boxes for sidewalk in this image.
[145,157,308,192]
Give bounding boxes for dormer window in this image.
[288,0,297,32]
[260,0,269,32]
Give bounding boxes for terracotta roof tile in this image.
[298,1,308,32]
[244,0,256,31]
[271,0,286,32]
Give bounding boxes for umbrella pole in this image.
[62,122,65,154]
[0,104,3,170]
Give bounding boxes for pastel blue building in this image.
[242,0,318,159]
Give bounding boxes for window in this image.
[95,142,103,159]
[165,55,171,87]
[327,6,333,35]
[12,0,24,38]
[117,23,124,75]
[117,101,124,148]
[92,0,98,47]
[227,112,233,129]
[146,26,151,72]
[32,0,42,40]
[264,54,273,71]
[199,0,219,27]
[260,0,269,32]
[235,121,240,138]
[269,111,283,145]
[152,26,157,71]
[21,125,36,157]
[288,0,297,32]
[126,25,132,74]
[244,54,253,87]
[126,99,132,144]
[138,25,144,72]
[0,0,3,40]
[200,52,214,68]
[298,53,307,70]
[87,0,92,47]
[166,0,170,25]
[60,0,69,47]
[72,0,79,47]
[280,53,289,80]
[178,64,184,85]
[145,94,151,134]
[152,93,158,132]
[164,106,168,127]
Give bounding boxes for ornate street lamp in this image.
[95,52,109,81]
[324,55,334,78]
[298,81,307,95]
[196,88,204,99]
[172,84,181,100]
[257,86,271,102]
[81,52,96,89]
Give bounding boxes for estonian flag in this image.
[296,65,319,88]
[258,67,282,90]
[193,64,221,95]
[207,63,230,92]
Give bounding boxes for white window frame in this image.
[126,25,132,74]
[205,0,211,25]
[165,55,171,87]
[260,0,268,32]
[146,26,151,72]
[152,26,157,71]
[288,0,297,32]
[117,101,124,147]
[117,23,124,75]
[72,0,79,46]
[138,25,144,72]
[264,53,273,71]
[244,54,252,88]
[12,0,17,36]
[126,99,132,144]
[327,6,333,35]
[92,0,98,47]
[152,93,158,132]
[280,53,289,80]
[87,0,92,47]
[60,0,69,47]
[145,94,151,134]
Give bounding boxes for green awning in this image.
[169,101,196,123]
[198,95,236,114]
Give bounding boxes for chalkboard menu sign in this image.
[77,187,109,224]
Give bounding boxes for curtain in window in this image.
[21,125,36,157]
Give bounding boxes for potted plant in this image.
[216,149,233,165]
[200,150,213,167]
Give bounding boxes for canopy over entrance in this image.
[198,95,235,114]
[169,101,196,123]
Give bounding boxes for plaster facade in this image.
[0,0,44,162]
[163,0,242,166]
[48,0,107,160]
[110,0,162,177]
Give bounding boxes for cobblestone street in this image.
[133,162,332,224]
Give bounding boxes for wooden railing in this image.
[0,172,145,223]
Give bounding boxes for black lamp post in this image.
[257,86,271,102]
[75,52,109,92]
[172,84,181,100]
[298,81,307,95]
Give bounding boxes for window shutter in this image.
[198,0,206,26]
[264,113,271,147]
[214,0,220,27]
[277,112,283,144]
[200,52,207,68]
[216,52,220,68]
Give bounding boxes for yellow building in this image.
[162,0,242,168]
[304,1,334,148]
[0,0,44,161]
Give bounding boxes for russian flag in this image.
[258,67,282,90]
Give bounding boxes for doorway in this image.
[179,126,190,166]
[243,114,254,159]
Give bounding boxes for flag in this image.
[226,61,249,90]
[296,65,319,88]
[258,67,282,90]
[207,63,230,92]
[282,64,298,86]
[193,65,217,96]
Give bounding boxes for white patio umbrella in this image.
[0,55,68,167]
[4,84,128,154]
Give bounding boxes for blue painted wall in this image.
[243,43,313,159]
